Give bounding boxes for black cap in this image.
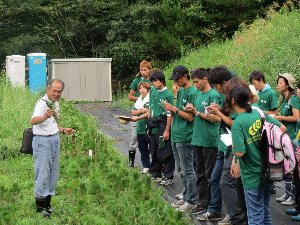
[169,65,189,80]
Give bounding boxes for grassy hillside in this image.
[164,9,300,88]
[0,79,188,225]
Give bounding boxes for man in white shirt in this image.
[31,79,75,217]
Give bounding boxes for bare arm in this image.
[128,90,138,102]
[30,109,54,125]
[274,108,299,123]
[131,108,147,116]
[164,102,193,122]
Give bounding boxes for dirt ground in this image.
[76,102,296,225]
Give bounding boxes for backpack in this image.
[20,127,33,154]
[252,107,296,181]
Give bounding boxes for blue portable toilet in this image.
[27,53,47,93]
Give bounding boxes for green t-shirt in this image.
[258,85,278,111]
[133,101,150,135]
[129,77,152,97]
[171,86,198,143]
[191,88,221,147]
[232,109,283,189]
[280,95,300,139]
[149,87,174,134]
[295,119,300,146]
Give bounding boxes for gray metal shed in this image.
[48,58,112,101]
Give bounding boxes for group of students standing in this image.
[127,60,300,225]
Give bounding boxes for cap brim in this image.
[169,74,177,80]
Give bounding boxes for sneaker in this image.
[292,215,300,221]
[218,214,231,225]
[141,168,149,174]
[191,205,206,215]
[197,211,222,221]
[178,202,195,212]
[175,192,184,200]
[281,196,295,206]
[171,199,184,208]
[151,176,162,183]
[276,193,289,202]
[160,178,173,186]
[286,208,300,216]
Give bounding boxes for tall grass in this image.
[163,9,300,88]
[0,78,189,225]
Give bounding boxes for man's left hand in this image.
[64,128,76,135]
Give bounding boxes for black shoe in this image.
[128,150,135,167]
[45,195,53,213]
[35,197,51,218]
[197,211,222,221]
[191,205,207,215]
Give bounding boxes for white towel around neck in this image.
[134,93,149,109]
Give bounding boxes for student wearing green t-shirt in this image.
[249,72,279,195]
[163,65,198,212]
[132,69,175,185]
[127,60,153,168]
[229,86,286,225]
[285,82,300,221]
[249,70,278,114]
[203,75,247,224]
[273,73,299,205]
[131,82,151,174]
[185,68,222,219]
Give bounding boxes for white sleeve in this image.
[32,100,47,118]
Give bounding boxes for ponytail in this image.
[245,104,252,113]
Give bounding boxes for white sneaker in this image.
[171,199,184,208]
[281,196,296,206]
[218,214,231,225]
[175,192,183,200]
[276,193,289,202]
[178,202,195,212]
[141,168,149,174]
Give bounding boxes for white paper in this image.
[88,150,93,159]
[220,128,232,146]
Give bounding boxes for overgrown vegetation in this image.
[164,8,300,88]
[0,78,189,224]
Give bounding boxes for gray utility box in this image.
[48,58,112,101]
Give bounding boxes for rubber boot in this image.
[128,150,136,167]
[35,197,51,218]
[46,195,53,213]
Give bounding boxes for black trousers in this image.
[193,145,218,207]
[294,161,300,210]
[149,133,175,179]
[137,134,150,168]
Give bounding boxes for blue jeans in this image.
[244,185,272,225]
[208,151,224,213]
[172,142,197,204]
[33,134,60,198]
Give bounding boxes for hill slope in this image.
[164,9,300,87]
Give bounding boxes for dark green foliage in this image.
[0,0,292,83]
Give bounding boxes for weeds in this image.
[0,78,189,225]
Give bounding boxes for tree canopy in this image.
[0,0,292,80]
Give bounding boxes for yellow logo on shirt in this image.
[249,120,262,136]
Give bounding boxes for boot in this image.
[46,195,53,213]
[35,197,51,218]
[128,150,136,167]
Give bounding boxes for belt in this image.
[34,133,58,137]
